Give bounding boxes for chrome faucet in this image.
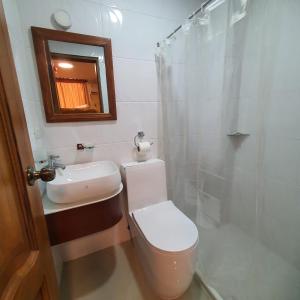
[46,155,66,170]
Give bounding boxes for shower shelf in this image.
[227,131,250,137]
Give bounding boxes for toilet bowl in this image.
[121,159,199,299]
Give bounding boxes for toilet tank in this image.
[121,159,168,213]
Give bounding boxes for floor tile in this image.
[60,241,211,300]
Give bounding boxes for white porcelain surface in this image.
[123,159,198,299]
[43,184,123,215]
[47,161,121,204]
[133,201,198,252]
[121,159,167,212]
[130,215,198,299]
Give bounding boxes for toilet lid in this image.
[132,201,198,252]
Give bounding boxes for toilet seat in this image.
[132,201,198,253]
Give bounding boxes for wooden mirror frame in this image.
[31,27,117,122]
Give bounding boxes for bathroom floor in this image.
[197,223,300,300]
[60,241,211,300]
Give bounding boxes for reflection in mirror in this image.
[52,55,101,112]
[48,41,109,113]
[31,27,116,122]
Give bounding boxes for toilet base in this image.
[130,217,198,299]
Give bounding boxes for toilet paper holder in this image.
[134,131,153,152]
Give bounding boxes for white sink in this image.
[47,161,122,204]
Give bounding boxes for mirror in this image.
[31,27,117,122]
[48,41,109,113]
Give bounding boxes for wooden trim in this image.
[2,251,42,299]
[59,108,98,113]
[56,78,88,83]
[31,26,117,122]
[46,194,123,245]
[51,52,99,63]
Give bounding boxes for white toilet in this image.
[121,159,199,299]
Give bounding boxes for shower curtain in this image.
[157,0,300,299]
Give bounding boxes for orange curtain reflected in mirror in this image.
[56,79,90,109]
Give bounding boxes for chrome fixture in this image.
[227,132,250,137]
[133,131,153,153]
[134,131,145,148]
[46,155,66,170]
[26,166,56,186]
[157,0,216,46]
[76,143,95,150]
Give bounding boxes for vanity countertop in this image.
[42,183,123,215]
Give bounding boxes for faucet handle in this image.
[48,154,60,160]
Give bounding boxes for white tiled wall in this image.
[228,0,300,269]
[3,0,202,166]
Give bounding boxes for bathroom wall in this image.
[229,0,300,269]
[3,0,202,166]
[3,0,203,284]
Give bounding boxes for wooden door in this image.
[0,1,59,299]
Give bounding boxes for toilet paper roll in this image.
[137,141,151,153]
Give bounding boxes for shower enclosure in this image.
[157,0,300,299]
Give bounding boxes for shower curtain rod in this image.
[157,0,215,47]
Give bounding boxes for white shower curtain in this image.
[157,0,300,299]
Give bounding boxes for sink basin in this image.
[47,161,122,204]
